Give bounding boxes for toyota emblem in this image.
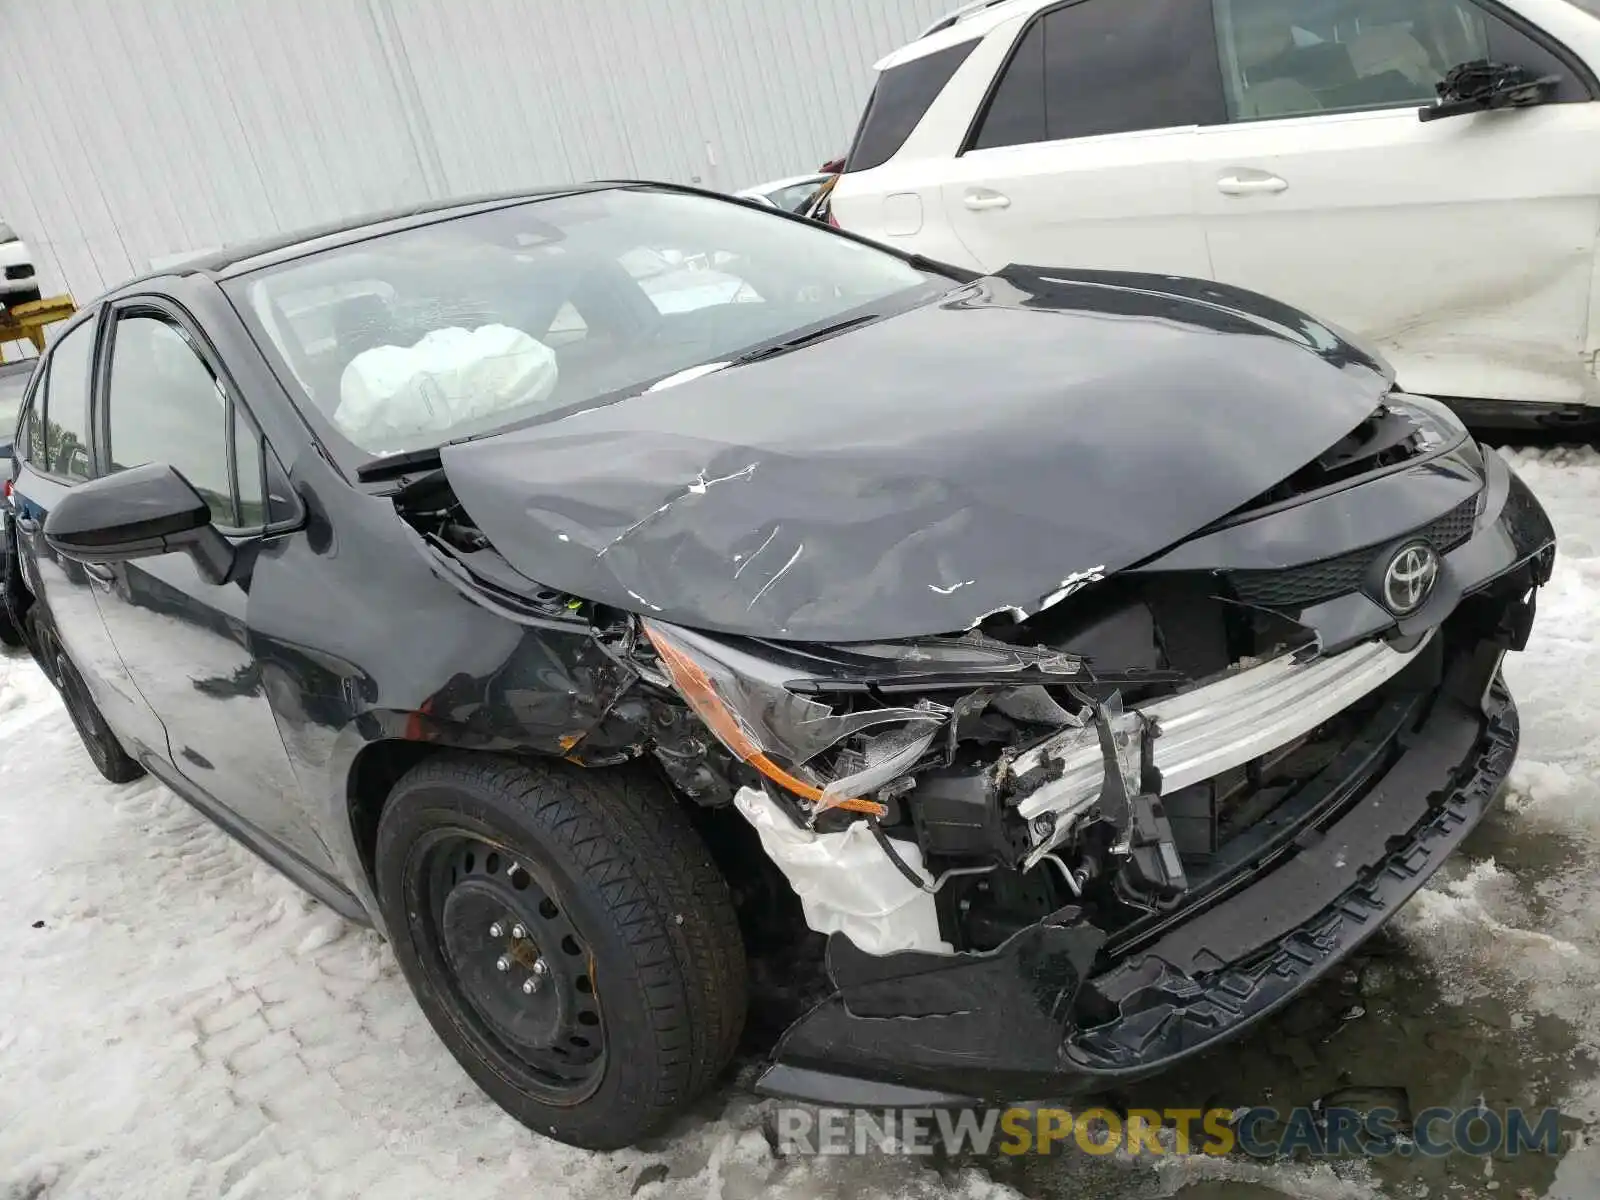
[1382,542,1439,615]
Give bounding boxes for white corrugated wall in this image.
[0,0,949,327]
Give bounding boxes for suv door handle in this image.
[963,189,1012,211]
[1218,173,1288,196]
[83,562,115,583]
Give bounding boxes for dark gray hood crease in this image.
[439,266,1395,643]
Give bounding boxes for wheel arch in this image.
[346,736,441,894]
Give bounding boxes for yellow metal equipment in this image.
[0,294,77,360]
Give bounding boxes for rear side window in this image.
[845,39,980,171]
[37,319,96,482]
[969,0,1227,150]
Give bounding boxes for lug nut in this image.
[495,955,511,972]
[521,958,549,994]
[511,923,527,940]
[489,921,505,938]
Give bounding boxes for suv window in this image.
[1213,0,1587,121]
[846,39,980,171]
[973,21,1047,148]
[106,314,266,531]
[970,0,1226,150]
[36,319,95,482]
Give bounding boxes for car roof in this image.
[875,0,1041,69]
[99,181,638,301]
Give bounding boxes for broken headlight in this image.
[643,620,948,815]
[642,620,1087,817]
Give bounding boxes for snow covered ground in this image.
[3,445,1600,1200]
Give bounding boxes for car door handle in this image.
[1217,173,1288,196]
[83,562,116,587]
[962,189,1012,211]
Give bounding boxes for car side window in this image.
[232,407,266,529]
[22,386,43,468]
[972,21,1047,149]
[1212,0,1587,122]
[35,320,96,482]
[847,38,981,171]
[105,314,268,532]
[970,0,1227,151]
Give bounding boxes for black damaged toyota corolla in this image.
[5,184,1554,1148]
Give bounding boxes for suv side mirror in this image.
[1420,60,1561,122]
[44,463,235,584]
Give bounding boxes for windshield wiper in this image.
[728,313,882,366]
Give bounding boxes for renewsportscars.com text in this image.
[775,1105,1567,1159]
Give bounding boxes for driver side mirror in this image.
[44,463,236,585]
[1419,59,1562,122]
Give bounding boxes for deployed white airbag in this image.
[733,786,951,956]
[336,324,558,446]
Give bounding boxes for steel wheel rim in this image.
[406,827,607,1103]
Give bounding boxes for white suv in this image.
[832,0,1600,423]
[0,222,39,308]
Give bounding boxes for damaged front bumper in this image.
[734,446,1553,1106]
[755,645,1519,1106]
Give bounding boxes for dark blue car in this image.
[0,358,36,645]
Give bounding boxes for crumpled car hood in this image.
[440,266,1394,642]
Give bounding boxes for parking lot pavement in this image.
[3,446,1600,1200]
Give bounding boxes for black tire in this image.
[0,603,22,648]
[375,754,747,1150]
[0,538,24,648]
[55,649,145,783]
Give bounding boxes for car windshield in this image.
[225,187,947,460]
[0,368,32,437]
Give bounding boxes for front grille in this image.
[1227,495,1480,609]
[4,266,31,281]
[1229,549,1372,608]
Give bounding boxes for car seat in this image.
[1348,0,1442,90]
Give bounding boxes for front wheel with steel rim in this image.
[375,754,747,1150]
